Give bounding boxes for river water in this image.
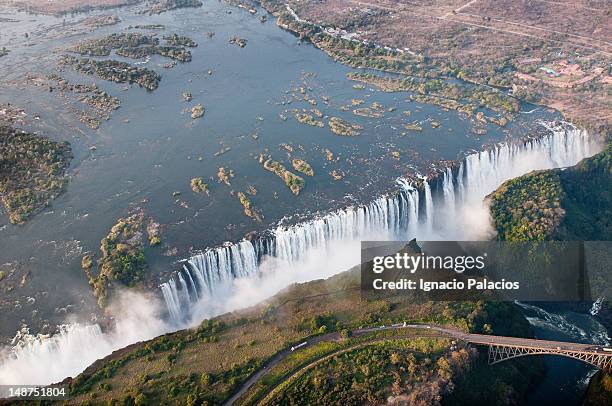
[0,1,551,336]
[0,2,607,402]
[518,303,610,405]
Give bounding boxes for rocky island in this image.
[291,158,314,176]
[237,191,262,222]
[62,56,161,91]
[146,0,203,14]
[228,36,248,48]
[328,116,362,136]
[191,104,205,119]
[84,211,148,308]
[190,177,209,194]
[261,155,305,195]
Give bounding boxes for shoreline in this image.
[253,0,610,135]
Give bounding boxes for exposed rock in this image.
[238,192,262,222]
[229,36,247,48]
[190,177,209,194]
[191,103,205,119]
[292,158,314,176]
[262,157,304,195]
[330,169,345,180]
[328,116,362,136]
[404,122,423,132]
[147,219,162,246]
[217,167,234,186]
[81,254,93,270]
[294,110,324,127]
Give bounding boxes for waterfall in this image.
[160,123,600,325]
[0,292,169,385]
[397,178,419,238]
[160,281,181,323]
[423,178,434,233]
[0,123,599,387]
[442,167,456,222]
[456,163,465,205]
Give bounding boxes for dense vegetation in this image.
[146,0,203,14]
[267,339,474,405]
[164,33,198,48]
[555,142,612,240]
[489,142,612,241]
[71,32,196,62]
[85,212,148,307]
[58,263,540,405]
[0,126,72,224]
[62,56,161,91]
[62,31,200,91]
[348,72,519,122]
[488,138,611,403]
[262,157,305,195]
[489,171,565,241]
[71,33,159,56]
[584,370,612,406]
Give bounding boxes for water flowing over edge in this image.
[0,121,603,385]
[160,122,602,325]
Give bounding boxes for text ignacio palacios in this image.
[370,252,520,292]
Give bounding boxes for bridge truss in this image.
[488,344,612,372]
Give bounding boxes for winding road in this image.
[224,323,612,405]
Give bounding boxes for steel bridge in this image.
[486,342,612,371]
[454,331,612,372]
[401,325,612,372]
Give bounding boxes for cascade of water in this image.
[0,292,169,386]
[456,164,465,205]
[160,282,181,323]
[442,167,456,222]
[177,273,191,307]
[160,124,600,325]
[184,265,199,300]
[423,179,434,234]
[1,124,599,387]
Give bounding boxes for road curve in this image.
[224,323,611,405]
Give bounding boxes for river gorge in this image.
[0,1,609,403]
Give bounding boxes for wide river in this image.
[0,1,553,335]
[0,1,607,402]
